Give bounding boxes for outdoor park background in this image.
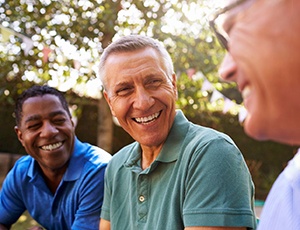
[0,0,298,228]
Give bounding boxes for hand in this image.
[27,227,44,230]
[0,224,9,230]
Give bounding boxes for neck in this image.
[140,145,163,169]
[40,165,67,194]
[44,175,63,194]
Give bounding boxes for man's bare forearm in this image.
[0,223,9,230]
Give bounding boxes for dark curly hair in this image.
[14,85,71,126]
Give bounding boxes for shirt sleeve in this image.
[182,136,256,229]
[99,161,112,222]
[71,163,108,230]
[257,154,300,230]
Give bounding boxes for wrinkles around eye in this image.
[116,87,133,96]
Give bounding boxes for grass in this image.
[11,211,42,230]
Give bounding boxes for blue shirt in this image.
[257,149,300,230]
[0,137,111,230]
[101,110,257,229]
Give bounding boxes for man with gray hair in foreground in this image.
[210,0,300,229]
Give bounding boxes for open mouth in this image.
[241,85,251,100]
[134,111,162,124]
[40,141,63,151]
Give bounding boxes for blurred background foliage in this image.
[0,0,297,228]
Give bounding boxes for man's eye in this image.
[116,87,133,96]
[151,79,161,84]
[147,79,162,88]
[54,118,66,124]
[27,123,40,130]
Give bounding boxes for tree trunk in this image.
[97,96,113,153]
[95,1,121,154]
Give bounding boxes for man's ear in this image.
[70,117,76,128]
[171,73,178,99]
[14,126,25,146]
[103,90,116,117]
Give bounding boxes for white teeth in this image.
[41,142,63,151]
[135,112,160,123]
[242,86,251,99]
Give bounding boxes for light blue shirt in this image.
[257,149,300,230]
[0,137,111,230]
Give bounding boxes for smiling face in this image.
[15,94,75,173]
[103,47,177,150]
[219,0,300,145]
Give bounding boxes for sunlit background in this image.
[0,0,225,98]
[2,1,293,228]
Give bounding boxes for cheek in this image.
[168,88,178,105]
[109,99,128,118]
[20,135,36,154]
[18,131,33,146]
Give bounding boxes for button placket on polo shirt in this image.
[137,174,148,222]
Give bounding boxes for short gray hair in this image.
[98,35,174,88]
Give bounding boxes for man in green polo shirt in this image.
[98,35,257,230]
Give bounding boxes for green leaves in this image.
[0,0,234,111]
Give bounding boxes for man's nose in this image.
[219,53,237,82]
[133,87,155,110]
[40,121,59,137]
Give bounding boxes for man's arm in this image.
[182,135,256,229]
[99,218,110,230]
[0,223,9,230]
[71,165,107,229]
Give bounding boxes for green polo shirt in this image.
[101,110,256,229]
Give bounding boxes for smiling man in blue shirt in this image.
[0,85,111,230]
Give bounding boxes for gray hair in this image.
[98,35,174,88]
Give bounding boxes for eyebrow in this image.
[24,110,67,124]
[115,81,131,88]
[145,73,161,79]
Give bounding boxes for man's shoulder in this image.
[4,155,32,181]
[89,144,112,164]
[180,122,241,161]
[12,155,32,169]
[187,122,232,144]
[74,138,112,164]
[108,142,138,166]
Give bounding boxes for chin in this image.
[244,115,269,141]
[244,112,300,145]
